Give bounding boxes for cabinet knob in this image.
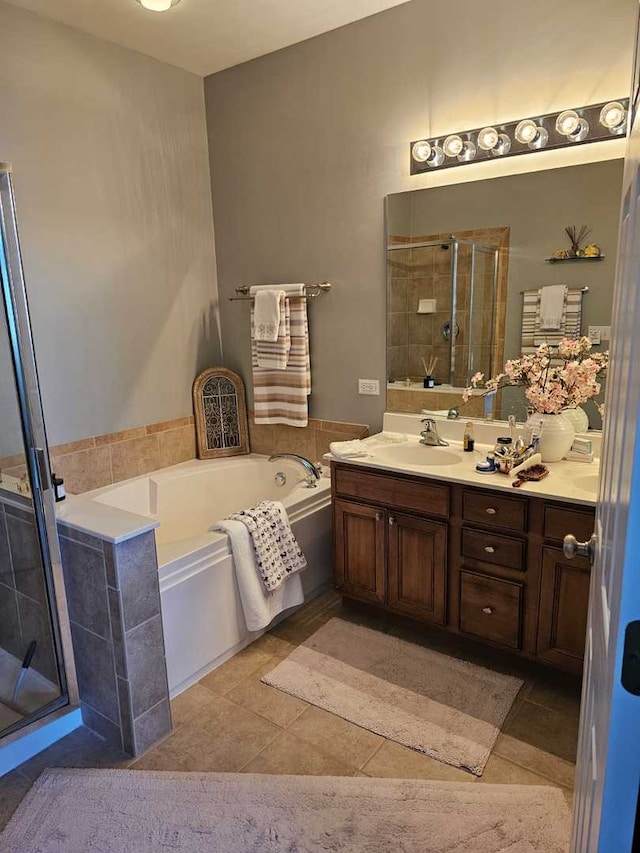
[486,507,497,515]
[482,606,493,615]
[375,512,382,522]
[484,546,496,554]
[389,516,395,526]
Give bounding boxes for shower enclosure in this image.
[0,164,70,741]
[386,235,500,388]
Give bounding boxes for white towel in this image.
[227,500,307,593]
[251,299,291,369]
[539,285,567,331]
[213,517,304,632]
[329,439,370,459]
[252,289,285,342]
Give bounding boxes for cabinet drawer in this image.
[462,490,527,532]
[334,466,449,518]
[461,527,525,572]
[543,505,595,543]
[460,571,523,650]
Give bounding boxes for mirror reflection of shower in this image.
[386,233,505,389]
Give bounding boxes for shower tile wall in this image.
[0,497,58,685]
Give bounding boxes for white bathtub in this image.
[87,455,333,697]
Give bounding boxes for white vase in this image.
[526,412,575,462]
[561,406,589,434]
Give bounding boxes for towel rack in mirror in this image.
[228,281,332,301]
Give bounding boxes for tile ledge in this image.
[56,496,159,545]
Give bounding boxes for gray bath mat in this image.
[262,618,523,775]
[1,768,570,852]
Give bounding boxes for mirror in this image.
[386,159,623,428]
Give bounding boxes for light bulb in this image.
[600,101,627,132]
[567,118,589,142]
[491,133,512,157]
[457,140,477,162]
[443,135,464,157]
[515,119,548,149]
[426,146,445,168]
[477,127,499,151]
[138,0,180,11]
[514,120,538,144]
[412,141,432,162]
[555,110,580,136]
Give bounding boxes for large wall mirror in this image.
[385,159,623,429]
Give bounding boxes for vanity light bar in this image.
[410,99,629,174]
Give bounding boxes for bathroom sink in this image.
[373,444,461,468]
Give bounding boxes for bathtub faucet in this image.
[268,453,323,488]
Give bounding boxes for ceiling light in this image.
[477,127,499,151]
[515,119,548,149]
[443,135,464,157]
[599,101,627,133]
[136,0,181,12]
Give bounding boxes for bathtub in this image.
[86,455,333,697]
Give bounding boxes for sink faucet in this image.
[447,407,460,420]
[420,418,450,447]
[268,453,323,488]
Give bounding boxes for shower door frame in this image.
[0,163,77,740]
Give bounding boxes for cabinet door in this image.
[388,512,447,624]
[536,545,590,673]
[334,499,386,603]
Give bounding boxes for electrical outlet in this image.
[358,379,380,396]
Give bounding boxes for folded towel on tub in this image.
[211,500,307,632]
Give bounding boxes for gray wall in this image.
[0,2,221,448]
[205,0,635,432]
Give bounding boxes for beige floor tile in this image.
[0,770,32,831]
[362,740,478,783]
[133,693,280,773]
[170,683,220,730]
[493,733,576,789]
[527,675,582,719]
[249,633,297,660]
[480,754,563,787]
[227,672,308,728]
[241,730,357,776]
[287,705,383,769]
[503,699,579,763]
[199,645,273,695]
[17,727,131,782]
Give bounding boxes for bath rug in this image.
[262,618,523,776]
[1,768,570,852]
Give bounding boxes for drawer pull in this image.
[484,546,496,554]
[482,606,493,615]
[375,512,382,522]
[389,516,395,526]
[486,507,497,515]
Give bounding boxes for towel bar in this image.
[228,281,332,301]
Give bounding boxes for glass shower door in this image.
[0,165,69,737]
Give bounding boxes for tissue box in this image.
[571,438,592,454]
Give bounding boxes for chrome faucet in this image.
[447,407,460,420]
[268,453,323,488]
[419,418,449,447]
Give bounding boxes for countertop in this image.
[328,435,599,507]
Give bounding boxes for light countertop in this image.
[328,435,599,507]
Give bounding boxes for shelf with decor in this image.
[545,255,605,263]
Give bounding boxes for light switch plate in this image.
[358,379,380,395]
[588,325,611,345]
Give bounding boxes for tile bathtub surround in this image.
[58,525,171,756]
[248,413,370,460]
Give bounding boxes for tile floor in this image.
[0,590,581,832]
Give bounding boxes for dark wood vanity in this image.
[331,461,594,674]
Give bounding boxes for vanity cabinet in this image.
[331,461,595,674]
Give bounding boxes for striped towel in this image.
[521,287,585,356]
[251,298,291,369]
[251,284,311,426]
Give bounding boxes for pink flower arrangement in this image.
[462,336,608,415]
